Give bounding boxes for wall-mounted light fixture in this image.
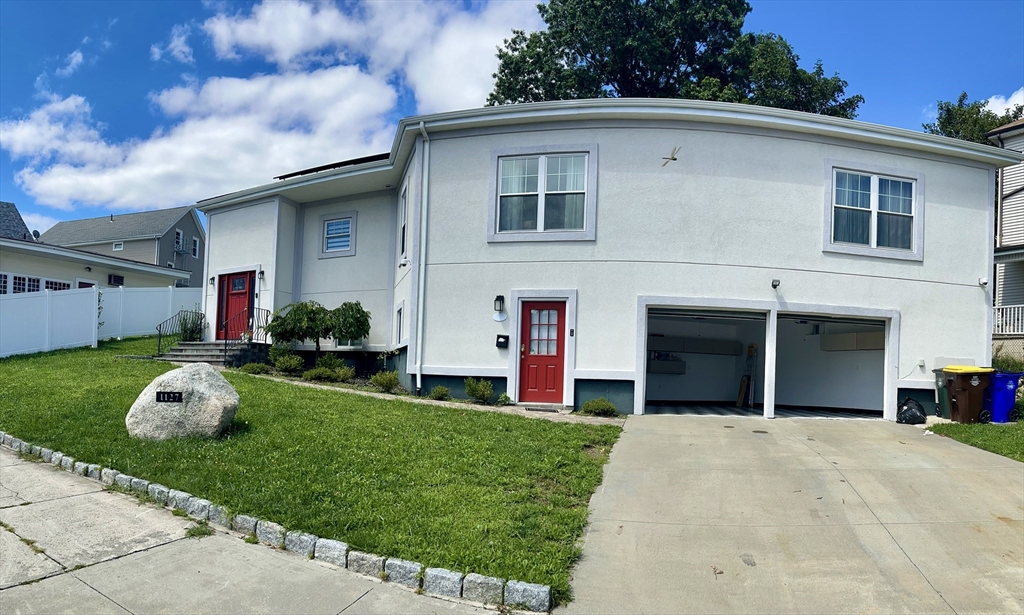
[84,266,92,272]
[771,279,781,289]
[399,257,411,268]
[979,277,989,287]
[257,270,265,281]
[492,294,507,322]
[209,277,215,286]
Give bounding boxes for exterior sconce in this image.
[493,294,507,322]
[209,277,215,286]
[84,266,92,272]
[771,279,781,289]
[258,270,265,281]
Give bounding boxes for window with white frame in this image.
[112,242,123,251]
[395,306,403,344]
[44,280,71,291]
[825,163,924,261]
[11,275,41,293]
[488,145,597,242]
[174,229,183,250]
[319,212,357,258]
[399,187,408,259]
[192,237,199,258]
[0,273,7,294]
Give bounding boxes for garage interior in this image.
[774,313,885,417]
[643,309,887,418]
[644,309,767,415]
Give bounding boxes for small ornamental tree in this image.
[265,300,372,359]
[265,301,334,358]
[331,301,372,346]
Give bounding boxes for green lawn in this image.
[930,417,1024,463]
[0,338,621,603]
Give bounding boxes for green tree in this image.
[265,300,373,358]
[923,91,1024,145]
[331,301,372,346]
[487,0,863,118]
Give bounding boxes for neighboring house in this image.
[1,202,190,292]
[39,205,206,287]
[987,119,1024,354]
[196,99,1022,419]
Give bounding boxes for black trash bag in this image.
[897,398,927,424]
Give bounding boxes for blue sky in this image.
[1,0,1021,235]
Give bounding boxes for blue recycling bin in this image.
[983,372,1023,423]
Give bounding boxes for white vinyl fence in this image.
[0,286,202,358]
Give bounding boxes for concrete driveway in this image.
[562,416,1024,614]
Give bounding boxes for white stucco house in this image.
[196,99,1023,418]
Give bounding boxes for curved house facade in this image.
[197,99,1023,419]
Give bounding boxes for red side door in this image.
[217,271,254,340]
[519,301,566,403]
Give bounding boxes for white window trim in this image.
[318,211,357,259]
[174,229,184,250]
[192,236,200,259]
[394,300,407,347]
[822,159,924,262]
[487,144,598,243]
[399,186,408,259]
[112,242,123,251]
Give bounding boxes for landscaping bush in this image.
[335,365,356,383]
[179,309,205,342]
[303,367,340,382]
[268,344,294,364]
[316,353,344,370]
[992,347,1024,373]
[239,362,272,375]
[370,370,401,393]
[274,354,305,375]
[579,397,618,417]
[428,385,450,401]
[464,377,494,405]
[496,392,512,406]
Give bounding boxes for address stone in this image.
[125,363,239,440]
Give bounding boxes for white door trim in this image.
[508,289,578,406]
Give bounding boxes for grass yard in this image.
[0,338,621,603]
[930,417,1024,463]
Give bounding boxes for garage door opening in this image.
[775,313,885,417]
[644,309,767,415]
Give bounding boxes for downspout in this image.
[996,135,1005,249]
[414,121,430,395]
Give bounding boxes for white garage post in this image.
[763,309,778,419]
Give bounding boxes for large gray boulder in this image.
[126,363,239,440]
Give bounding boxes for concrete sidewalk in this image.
[0,448,486,615]
[562,416,1024,615]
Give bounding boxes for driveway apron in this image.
[562,415,1024,615]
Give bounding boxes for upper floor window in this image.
[399,187,408,259]
[824,161,924,262]
[319,211,357,259]
[112,242,123,251]
[192,237,200,258]
[174,229,183,250]
[488,144,598,243]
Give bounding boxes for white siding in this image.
[997,261,1024,306]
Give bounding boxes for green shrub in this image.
[370,370,401,393]
[303,367,340,382]
[579,397,618,417]
[316,353,344,370]
[179,308,205,342]
[464,377,494,405]
[992,346,1024,373]
[240,362,271,375]
[336,365,356,383]
[274,354,305,375]
[268,344,294,363]
[428,385,450,401]
[496,392,512,406]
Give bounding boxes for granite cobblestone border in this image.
[0,431,554,612]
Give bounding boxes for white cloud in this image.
[986,87,1024,116]
[1,0,541,213]
[152,24,195,64]
[55,50,84,78]
[20,212,61,234]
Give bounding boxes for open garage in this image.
[643,309,767,415]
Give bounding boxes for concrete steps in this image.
[156,341,268,367]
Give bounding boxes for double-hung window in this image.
[192,237,200,258]
[825,163,923,261]
[488,145,597,242]
[319,211,357,259]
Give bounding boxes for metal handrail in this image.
[220,306,271,355]
[155,309,207,355]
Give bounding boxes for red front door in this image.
[217,271,255,340]
[519,301,565,403]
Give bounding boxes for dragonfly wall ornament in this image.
[661,146,681,167]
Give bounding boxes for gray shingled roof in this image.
[39,205,193,245]
[0,201,35,241]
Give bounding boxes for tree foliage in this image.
[487,0,863,118]
[265,300,372,356]
[923,92,1024,145]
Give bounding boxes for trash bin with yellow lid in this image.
[942,366,995,424]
